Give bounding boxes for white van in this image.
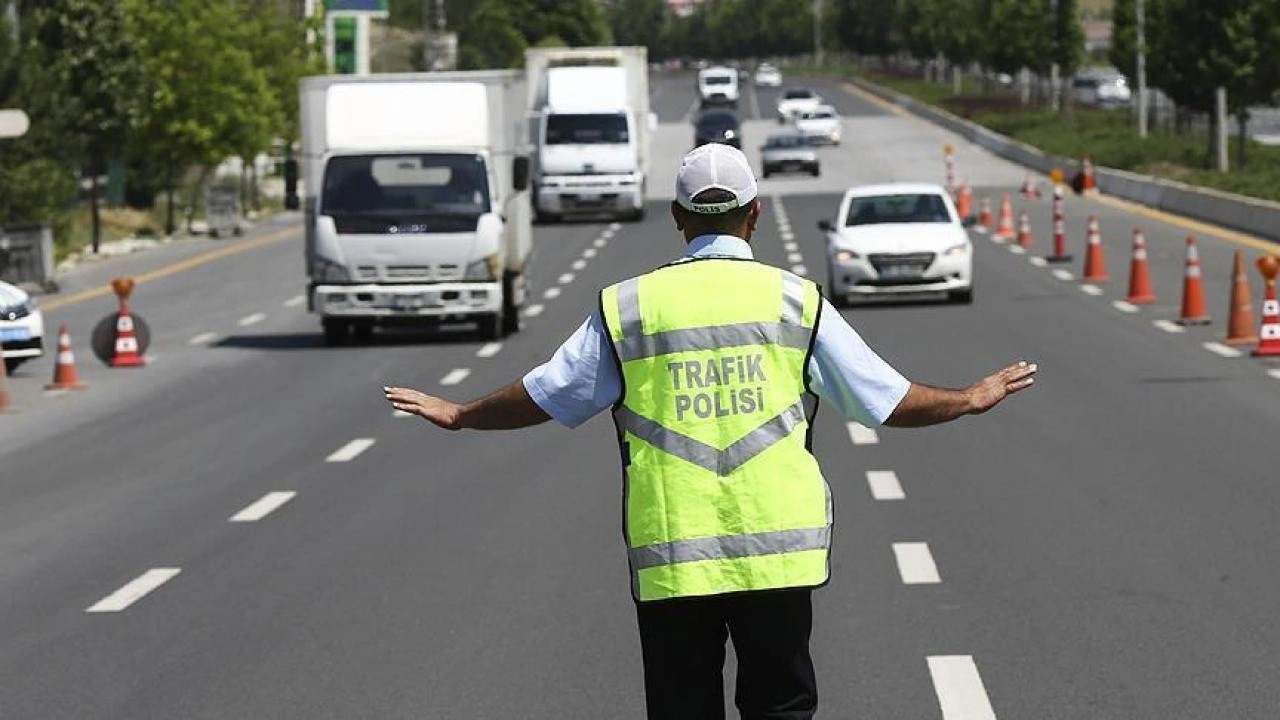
[698,66,739,108]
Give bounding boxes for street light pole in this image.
[813,0,823,67]
[1136,0,1148,138]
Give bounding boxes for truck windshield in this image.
[704,75,733,85]
[321,153,490,227]
[545,114,629,145]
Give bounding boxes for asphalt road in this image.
[2,71,1279,719]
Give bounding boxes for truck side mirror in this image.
[513,156,530,192]
[817,219,834,233]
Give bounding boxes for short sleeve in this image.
[522,312,622,428]
[806,299,911,426]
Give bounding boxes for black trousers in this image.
[634,588,817,720]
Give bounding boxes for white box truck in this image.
[299,72,532,344]
[525,47,654,223]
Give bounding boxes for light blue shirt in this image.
[523,234,911,428]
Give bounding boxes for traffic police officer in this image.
[385,143,1037,719]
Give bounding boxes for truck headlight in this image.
[464,254,501,281]
[312,256,351,283]
[834,249,859,262]
[943,242,970,256]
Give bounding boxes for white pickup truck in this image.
[526,47,653,222]
[299,72,532,343]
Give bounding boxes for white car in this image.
[819,183,973,305]
[698,66,739,108]
[0,280,44,372]
[794,105,841,145]
[776,87,822,123]
[754,64,782,87]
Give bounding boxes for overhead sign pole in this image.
[323,0,389,76]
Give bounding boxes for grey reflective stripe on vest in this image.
[630,525,831,571]
[616,400,807,477]
[781,272,805,325]
[617,277,643,336]
[614,322,811,362]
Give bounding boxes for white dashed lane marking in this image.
[846,422,879,445]
[928,656,998,720]
[583,248,597,258]
[325,438,375,463]
[1080,284,1104,296]
[1112,300,1139,313]
[283,294,306,308]
[1052,269,1074,281]
[787,252,804,264]
[571,259,587,271]
[594,237,607,248]
[893,542,941,584]
[609,222,622,231]
[440,368,471,385]
[1008,245,1026,255]
[544,287,562,299]
[1203,342,1242,358]
[784,242,799,252]
[86,568,181,613]
[1268,369,1280,380]
[229,491,296,522]
[525,304,545,317]
[791,264,808,276]
[188,332,219,346]
[238,312,266,327]
[1153,319,1185,333]
[866,470,904,500]
[476,342,503,358]
[558,273,575,285]
[1028,256,1048,267]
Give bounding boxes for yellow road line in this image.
[841,81,911,118]
[40,225,299,312]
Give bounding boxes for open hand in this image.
[384,386,462,430]
[966,361,1037,414]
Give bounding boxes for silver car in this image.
[760,132,819,179]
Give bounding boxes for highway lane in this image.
[1,71,1279,718]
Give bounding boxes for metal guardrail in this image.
[0,223,55,291]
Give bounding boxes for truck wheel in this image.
[949,288,974,305]
[4,357,26,374]
[478,313,503,341]
[535,208,560,225]
[627,206,646,222]
[322,319,350,346]
[351,323,374,344]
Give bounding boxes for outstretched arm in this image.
[384,380,551,431]
[884,361,1037,428]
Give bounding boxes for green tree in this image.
[29,0,143,252]
[607,0,667,54]
[831,0,900,57]
[458,0,528,69]
[982,0,1051,75]
[1108,0,1136,80]
[1049,0,1085,79]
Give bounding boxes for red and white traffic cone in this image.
[1016,212,1034,249]
[1046,185,1071,263]
[1019,174,1040,200]
[1176,237,1211,325]
[46,324,87,390]
[111,302,146,367]
[1080,155,1098,195]
[1081,216,1108,282]
[956,181,973,221]
[994,193,1016,241]
[1224,251,1258,346]
[1125,229,1156,304]
[1253,255,1280,357]
[975,197,992,234]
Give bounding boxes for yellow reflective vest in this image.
[600,258,832,602]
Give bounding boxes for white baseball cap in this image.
[675,143,759,214]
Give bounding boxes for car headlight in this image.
[833,249,860,262]
[943,242,970,256]
[464,254,501,281]
[312,256,351,283]
[723,129,736,139]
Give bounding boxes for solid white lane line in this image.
[866,470,904,501]
[1153,319,1185,333]
[1267,369,1280,380]
[326,438,375,463]
[1080,284,1104,296]
[1028,256,1048,267]
[229,491,296,522]
[787,252,804,264]
[558,272,575,285]
[594,237,607,248]
[583,248,597,258]
[188,332,219,346]
[440,368,471,385]
[86,568,181,613]
[1112,300,1139,313]
[791,264,808,276]
[1203,341,1243,358]
[1008,245,1026,255]
[284,294,306,308]
[524,303,545,317]
[572,259,587,271]
[544,287,562,299]
[846,422,879,445]
[238,312,266,327]
[928,656,998,720]
[476,342,503,358]
[1052,269,1074,281]
[892,542,941,584]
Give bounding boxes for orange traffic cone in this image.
[1080,155,1098,195]
[956,181,973,221]
[1016,212,1034,249]
[1081,216,1109,282]
[46,324,86,390]
[994,194,1016,241]
[1223,251,1258,345]
[1019,175,1040,200]
[111,302,146,367]
[1253,255,1280,357]
[1176,236,1211,325]
[1125,229,1156,304]
[976,196,992,234]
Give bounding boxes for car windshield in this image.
[546,113,629,145]
[784,89,814,99]
[704,75,733,85]
[845,193,951,226]
[766,135,808,148]
[322,153,490,224]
